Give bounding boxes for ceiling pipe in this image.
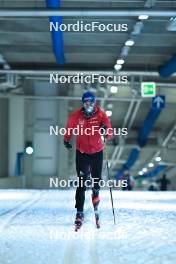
[0,94,141,101]
[45,0,65,64]
[149,123,176,167]
[159,55,176,78]
[128,99,142,129]
[0,9,176,17]
[1,69,176,77]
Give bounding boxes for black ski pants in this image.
[75,149,103,212]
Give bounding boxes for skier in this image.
[122,170,134,191]
[156,174,171,191]
[63,91,112,230]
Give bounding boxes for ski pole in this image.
[103,137,116,225]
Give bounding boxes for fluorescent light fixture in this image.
[114,64,122,71]
[142,168,147,173]
[106,110,112,117]
[125,39,135,46]
[170,17,176,21]
[116,59,125,65]
[155,156,161,162]
[138,14,149,20]
[148,163,154,168]
[110,86,118,93]
[138,171,144,175]
[167,17,176,31]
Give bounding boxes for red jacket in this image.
[64,106,112,154]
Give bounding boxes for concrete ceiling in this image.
[0,0,176,71]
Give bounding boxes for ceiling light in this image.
[148,163,154,168]
[25,146,34,155]
[138,171,144,176]
[110,86,118,93]
[170,17,176,21]
[155,156,161,162]
[138,15,149,20]
[167,17,176,31]
[106,110,112,117]
[116,59,125,65]
[142,168,148,173]
[125,39,135,46]
[114,64,122,71]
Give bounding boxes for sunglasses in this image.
[83,102,95,107]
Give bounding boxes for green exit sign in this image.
[141,82,156,97]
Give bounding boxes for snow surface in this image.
[0,189,176,264]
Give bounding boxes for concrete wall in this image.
[21,81,69,188]
[0,98,8,178]
[32,81,58,177]
[0,175,58,189]
[8,97,25,177]
[0,176,23,188]
[57,100,69,181]
[167,166,176,190]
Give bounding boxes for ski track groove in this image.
[0,191,46,234]
[63,239,75,264]
[63,202,100,264]
[0,191,37,217]
[87,194,101,264]
[89,234,100,264]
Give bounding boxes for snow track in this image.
[0,190,176,264]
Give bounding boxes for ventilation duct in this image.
[134,165,167,179]
[138,108,161,147]
[115,148,140,180]
[115,106,163,179]
[46,0,65,64]
[159,55,176,78]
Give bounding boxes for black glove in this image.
[64,140,72,149]
[100,123,108,136]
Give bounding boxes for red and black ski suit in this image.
[64,105,112,212]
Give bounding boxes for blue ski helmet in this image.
[82,91,96,104]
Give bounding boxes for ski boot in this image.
[92,189,100,229]
[75,211,84,232]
